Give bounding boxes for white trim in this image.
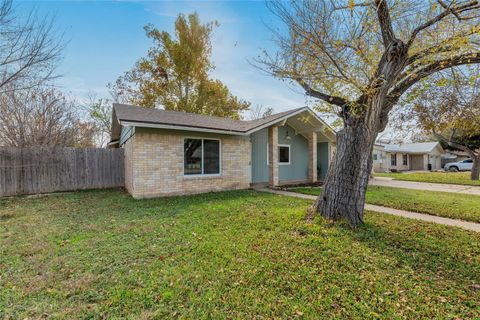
[245,108,310,135]
[305,106,337,134]
[108,140,119,146]
[121,121,248,136]
[183,137,222,177]
[278,144,291,165]
[245,107,336,142]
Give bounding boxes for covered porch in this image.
[250,108,336,187]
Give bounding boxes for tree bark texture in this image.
[472,156,480,180]
[315,123,375,226]
[314,40,408,227]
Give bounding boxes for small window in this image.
[464,159,473,163]
[373,154,378,161]
[184,138,220,175]
[279,145,290,164]
[391,153,397,166]
[403,154,408,166]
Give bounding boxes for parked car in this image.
[444,159,473,172]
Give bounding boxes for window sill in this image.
[183,174,222,180]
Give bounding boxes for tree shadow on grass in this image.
[332,217,480,284]
[347,216,480,284]
[50,189,292,223]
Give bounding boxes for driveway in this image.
[370,177,480,196]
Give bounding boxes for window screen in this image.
[203,139,220,174]
[279,146,290,164]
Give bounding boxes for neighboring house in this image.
[109,104,336,198]
[372,144,388,173]
[372,142,445,172]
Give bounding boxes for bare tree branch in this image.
[0,85,95,147]
[375,0,396,46]
[390,52,480,97]
[433,131,476,158]
[330,0,373,11]
[296,78,348,106]
[407,0,480,47]
[0,0,65,92]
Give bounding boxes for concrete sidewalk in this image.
[258,188,480,233]
[370,177,480,195]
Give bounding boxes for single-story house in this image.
[372,142,445,172]
[109,104,336,198]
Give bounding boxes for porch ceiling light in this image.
[285,129,292,140]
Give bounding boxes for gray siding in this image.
[278,125,309,182]
[317,142,329,179]
[251,125,310,183]
[250,128,269,183]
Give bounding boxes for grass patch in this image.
[375,172,480,186]
[1,189,479,319]
[290,186,480,223]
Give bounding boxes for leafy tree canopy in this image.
[111,13,250,119]
[396,67,480,179]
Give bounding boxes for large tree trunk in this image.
[472,155,480,180]
[315,123,376,226]
[313,39,408,227]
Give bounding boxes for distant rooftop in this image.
[379,142,441,154]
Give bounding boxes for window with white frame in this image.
[391,153,397,166]
[278,145,290,164]
[184,138,220,175]
[373,154,378,161]
[403,154,408,166]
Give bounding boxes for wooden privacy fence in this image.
[0,147,124,197]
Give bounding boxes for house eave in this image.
[115,107,337,142]
[245,108,310,135]
[120,120,249,136]
[245,107,337,142]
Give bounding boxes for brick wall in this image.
[123,128,251,198]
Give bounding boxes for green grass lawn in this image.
[1,190,479,319]
[375,172,480,186]
[290,186,480,223]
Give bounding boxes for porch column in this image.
[268,126,279,187]
[307,132,317,183]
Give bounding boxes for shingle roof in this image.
[381,142,441,154]
[113,103,306,134]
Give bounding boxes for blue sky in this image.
[17,1,307,113]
